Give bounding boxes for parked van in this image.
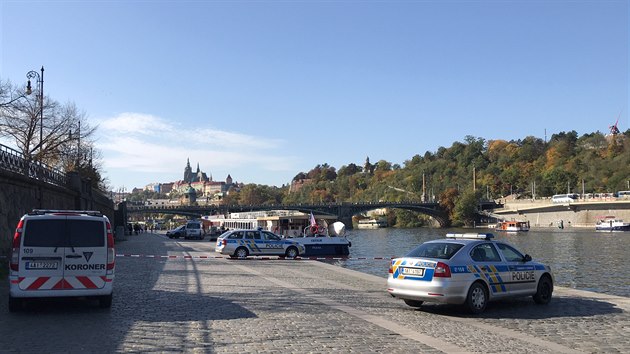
[551,194,579,203]
[185,220,203,240]
[8,210,115,312]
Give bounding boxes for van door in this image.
[18,217,66,291]
[62,217,108,290]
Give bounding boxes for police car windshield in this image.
[405,242,464,260]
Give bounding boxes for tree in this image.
[453,189,482,227]
[0,81,95,167]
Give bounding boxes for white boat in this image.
[357,218,388,229]
[595,216,630,232]
[205,211,351,256]
[291,220,351,257]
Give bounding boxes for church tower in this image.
[183,158,193,183]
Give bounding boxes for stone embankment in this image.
[492,198,630,228]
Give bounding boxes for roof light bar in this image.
[30,209,103,217]
[446,233,494,240]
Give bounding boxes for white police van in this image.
[8,210,115,312]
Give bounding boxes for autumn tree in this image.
[0,82,95,166]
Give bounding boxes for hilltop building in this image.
[173,158,237,200]
[140,159,240,204]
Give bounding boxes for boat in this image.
[356,218,388,229]
[495,220,530,232]
[289,220,352,257]
[204,210,351,256]
[595,216,630,231]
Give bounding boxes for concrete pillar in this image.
[339,216,354,229]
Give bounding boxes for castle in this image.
[144,159,236,201]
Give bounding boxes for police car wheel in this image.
[285,247,299,258]
[403,299,424,308]
[466,282,488,314]
[99,294,113,309]
[8,296,22,312]
[235,247,249,258]
[533,276,553,305]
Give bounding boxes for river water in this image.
[333,227,630,298]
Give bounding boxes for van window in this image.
[68,220,105,247]
[23,219,66,247]
[186,222,201,229]
[23,219,105,247]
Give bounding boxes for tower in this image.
[183,158,193,183]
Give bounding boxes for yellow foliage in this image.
[545,147,561,169]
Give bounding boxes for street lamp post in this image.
[26,66,44,156]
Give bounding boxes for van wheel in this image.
[99,294,113,309]
[8,296,22,312]
[234,247,249,258]
[285,246,299,258]
[466,282,488,314]
[533,275,553,305]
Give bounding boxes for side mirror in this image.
[523,254,532,262]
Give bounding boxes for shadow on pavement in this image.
[416,295,623,319]
[0,232,255,352]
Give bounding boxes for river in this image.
[333,227,630,298]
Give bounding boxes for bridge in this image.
[126,201,456,227]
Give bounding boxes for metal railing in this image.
[0,143,68,187]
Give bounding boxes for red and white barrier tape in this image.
[0,254,393,261]
[114,254,393,261]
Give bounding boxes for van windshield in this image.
[23,219,105,247]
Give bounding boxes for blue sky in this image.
[1,0,628,191]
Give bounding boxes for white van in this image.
[185,220,203,240]
[8,210,115,312]
[551,194,579,203]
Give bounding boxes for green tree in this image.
[453,189,482,227]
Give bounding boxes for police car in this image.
[8,210,115,312]
[215,229,305,258]
[387,233,553,314]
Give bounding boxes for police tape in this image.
[0,254,395,261]
[113,254,394,261]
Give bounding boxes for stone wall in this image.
[0,168,114,261]
[493,201,630,228]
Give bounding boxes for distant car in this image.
[386,233,554,314]
[166,225,186,239]
[185,220,203,240]
[215,229,305,258]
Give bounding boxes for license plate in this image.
[25,261,58,270]
[401,267,425,276]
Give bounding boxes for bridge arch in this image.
[125,201,452,228]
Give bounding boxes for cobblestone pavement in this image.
[1,232,629,353]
